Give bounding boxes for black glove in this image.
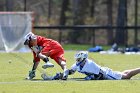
[28,70,36,79]
[52,72,63,80]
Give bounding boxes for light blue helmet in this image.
[75,51,88,62]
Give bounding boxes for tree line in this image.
[0,0,139,46]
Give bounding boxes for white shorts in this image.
[100,67,122,80]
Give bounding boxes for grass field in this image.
[0,51,140,93]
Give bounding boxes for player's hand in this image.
[52,72,63,80]
[62,69,69,80]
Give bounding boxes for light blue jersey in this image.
[71,59,101,75]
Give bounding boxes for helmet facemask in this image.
[75,51,88,66]
[24,32,36,45]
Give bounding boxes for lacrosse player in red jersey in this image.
[24,32,68,80]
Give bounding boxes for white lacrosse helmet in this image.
[75,51,88,62]
[24,32,36,45]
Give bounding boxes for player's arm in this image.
[32,46,54,69]
[52,69,76,80]
[26,51,40,80]
[32,52,40,69]
[68,63,77,75]
[28,46,40,71]
[32,51,40,71]
[31,45,49,63]
[52,64,77,80]
[38,53,49,63]
[64,63,77,77]
[69,63,77,75]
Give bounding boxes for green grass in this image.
[62,44,92,50]
[0,52,140,93]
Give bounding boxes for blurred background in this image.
[0,0,140,47]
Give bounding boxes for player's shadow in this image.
[24,78,41,81]
[24,78,86,81]
[68,78,86,81]
[30,79,43,81]
[24,78,52,81]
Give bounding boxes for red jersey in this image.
[29,36,66,63]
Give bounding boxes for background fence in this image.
[34,25,140,46]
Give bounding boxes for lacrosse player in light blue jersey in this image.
[62,51,140,80]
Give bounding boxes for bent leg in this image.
[57,58,69,80]
[58,58,67,70]
[121,68,140,79]
[52,50,66,70]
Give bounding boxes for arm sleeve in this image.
[71,63,77,71]
[28,45,40,62]
[33,51,40,62]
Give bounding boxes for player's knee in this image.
[59,61,66,70]
[60,61,66,66]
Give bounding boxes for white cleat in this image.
[42,62,54,69]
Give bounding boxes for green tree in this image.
[107,0,113,45]
[69,0,89,43]
[59,0,69,42]
[115,0,127,45]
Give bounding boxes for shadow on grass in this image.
[24,78,140,81]
[68,78,86,81]
[23,78,86,81]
